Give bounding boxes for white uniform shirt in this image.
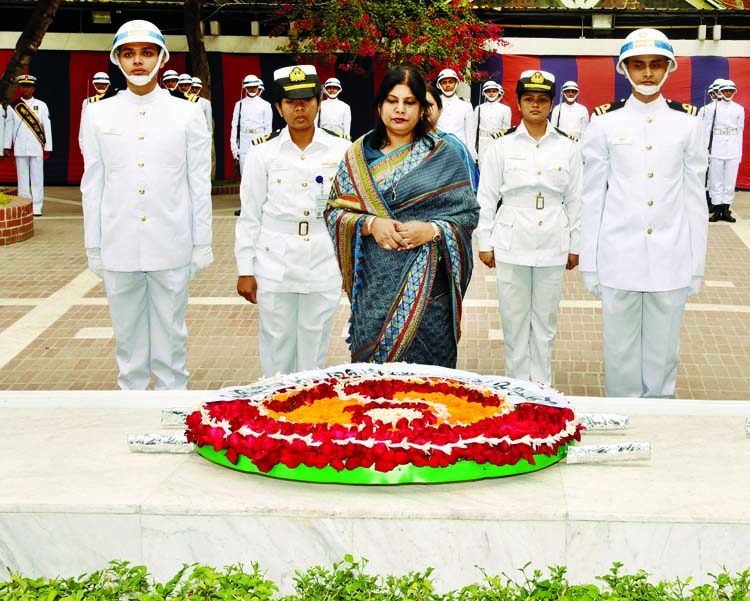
[580,95,708,292]
[195,96,213,132]
[80,87,212,272]
[703,99,744,160]
[476,121,582,267]
[550,101,589,140]
[3,97,52,156]
[318,98,351,138]
[235,126,351,293]
[473,101,511,160]
[438,95,475,159]
[230,96,273,160]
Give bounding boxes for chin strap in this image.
[118,49,165,87]
[624,66,670,97]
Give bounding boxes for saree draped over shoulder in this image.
[325,132,479,367]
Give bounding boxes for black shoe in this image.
[33,212,42,217]
[722,206,736,223]
[709,205,723,222]
[234,209,241,216]
[707,196,714,213]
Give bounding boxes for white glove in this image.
[581,271,602,298]
[688,275,702,297]
[86,247,104,278]
[190,245,214,279]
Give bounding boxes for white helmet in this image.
[162,69,178,82]
[323,77,342,98]
[110,20,169,66]
[719,79,736,91]
[616,28,677,75]
[92,72,110,89]
[177,73,193,86]
[561,80,579,102]
[481,81,502,102]
[191,77,202,89]
[436,68,460,97]
[243,74,261,97]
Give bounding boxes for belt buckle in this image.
[535,192,545,210]
[298,221,309,236]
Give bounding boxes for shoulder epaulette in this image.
[666,99,698,116]
[87,87,119,104]
[491,126,518,139]
[553,127,578,142]
[186,93,200,103]
[252,130,282,146]
[594,99,626,116]
[321,127,350,141]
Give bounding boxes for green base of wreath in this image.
[195,443,573,485]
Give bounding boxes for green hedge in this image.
[1,557,749,601]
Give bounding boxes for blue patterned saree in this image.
[326,132,479,367]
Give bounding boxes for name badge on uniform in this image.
[104,128,122,135]
[314,174,328,219]
[612,137,632,145]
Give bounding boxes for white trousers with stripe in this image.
[708,157,740,205]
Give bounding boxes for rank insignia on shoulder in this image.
[594,99,626,116]
[666,99,698,116]
[321,128,350,140]
[491,126,518,139]
[554,127,578,142]
[187,94,200,103]
[252,130,282,145]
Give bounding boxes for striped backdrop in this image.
[1,50,748,188]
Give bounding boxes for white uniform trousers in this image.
[256,285,341,377]
[15,156,44,214]
[601,286,689,398]
[708,158,740,205]
[495,262,565,386]
[102,267,191,390]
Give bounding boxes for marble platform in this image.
[1,391,750,591]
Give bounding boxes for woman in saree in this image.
[325,64,479,367]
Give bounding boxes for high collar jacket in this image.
[580,95,708,292]
[80,87,212,272]
[550,102,589,140]
[437,95,476,159]
[230,96,273,159]
[318,98,351,138]
[3,97,52,155]
[702,99,745,160]
[477,121,582,267]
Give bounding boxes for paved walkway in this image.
[2,187,750,400]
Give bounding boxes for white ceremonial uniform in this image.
[235,126,351,377]
[477,121,582,385]
[550,102,589,140]
[80,87,212,390]
[318,97,351,138]
[230,96,273,169]
[438,95,476,160]
[3,97,52,214]
[473,102,512,166]
[704,99,745,206]
[194,95,213,132]
[580,95,708,398]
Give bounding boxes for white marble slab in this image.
[1,395,750,591]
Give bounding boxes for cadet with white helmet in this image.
[436,68,475,159]
[3,74,52,216]
[473,80,511,166]
[705,78,744,223]
[230,74,273,183]
[580,28,708,398]
[79,19,213,390]
[699,79,723,213]
[235,65,351,376]
[317,77,351,138]
[162,69,179,91]
[477,70,582,386]
[79,72,115,148]
[189,76,213,131]
[550,80,589,140]
[177,73,193,94]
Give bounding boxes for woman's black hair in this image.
[370,64,434,150]
[425,83,442,111]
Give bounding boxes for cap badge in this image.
[530,72,545,84]
[289,67,306,82]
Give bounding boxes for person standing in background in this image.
[3,74,52,217]
[436,68,475,161]
[473,81,511,168]
[190,76,213,132]
[318,77,351,139]
[550,81,589,141]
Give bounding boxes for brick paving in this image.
[1,186,749,400]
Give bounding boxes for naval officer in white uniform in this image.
[706,79,744,223]
[473,81,511,167]
[550,80,589,140]
[3,75,52,216]
[317,77,351,139]
[230,74,273,173]
[190,76,213,131]
[580,28,708,398]
[477,70,582,386]
[436,68,476,160]
[80,20,213,390]
[235,65,351,377]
